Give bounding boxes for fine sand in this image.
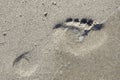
[0,0,120,80]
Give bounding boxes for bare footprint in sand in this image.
[14,62,38,77]
[12,18,107,78]
[53,18,107,56]
[12,48,39,78]
[50,10,120,80]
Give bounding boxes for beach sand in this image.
[0,0,120,80]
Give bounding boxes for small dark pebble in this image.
[82,30,91,36]
[52,2,57,5]
[92,24,103,30]
[66,18,73,22]
[3,33,7,36]
[74,18,79,22]
[80,18,87,24]
[19,15,23,17]
[53,23,62,29]
[87,19,93,26]
[42,3,44,5]
[44,12,48,17]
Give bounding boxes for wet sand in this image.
[0,0,120,80]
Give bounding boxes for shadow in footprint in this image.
[13,51,30,67]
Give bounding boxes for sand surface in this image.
[0,0,120,80]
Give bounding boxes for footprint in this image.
[51,11,120,80]
[53,18,107,56]
[14,63,38,77]
[13,49,39,78]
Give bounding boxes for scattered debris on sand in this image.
[52,2,57,5]
[44,12,48,17]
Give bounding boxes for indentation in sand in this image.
[66,30,107,56]
[16,65,38,77]
[52,25,107,56]
[14,58,39,77]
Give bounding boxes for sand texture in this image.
[0,0,120,80]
